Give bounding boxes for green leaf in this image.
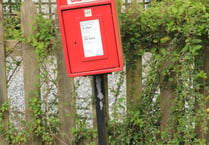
[160,48,166,55]
[195,71,207,80]
[160,36,171,43]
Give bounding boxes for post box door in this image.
[62,4,120,74]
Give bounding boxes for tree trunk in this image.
[160,60,176,139]
[21,1,42,144]
[0,3,9,145]
[195,44,209,143]
[55,9,76,144]
[126,50,142,108]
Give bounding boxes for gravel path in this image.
[7,56,127,127]
[7,53,151,127]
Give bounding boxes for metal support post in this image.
[93,74,108,145]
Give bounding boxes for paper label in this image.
[67,0,98,5]
[84,9,92,17]
[80,19,104,58]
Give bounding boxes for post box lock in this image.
[56,0,123,77]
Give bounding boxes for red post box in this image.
[56,0,123,77]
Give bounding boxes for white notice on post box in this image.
[67,0,98,5]
[80,19,104,58]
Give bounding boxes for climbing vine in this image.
[1,0,209,144]
[109,0,209,144]
[2,3,58,143]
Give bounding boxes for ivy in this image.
[28,14,56,64]
[3,9,57,144]
[2,0,209,144]
[109,0,209,144]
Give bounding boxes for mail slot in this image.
[56,0,123,77]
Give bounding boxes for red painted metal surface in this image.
[56,0,123,77]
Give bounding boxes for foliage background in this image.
[116,0,209,144]
[1,0,209,144]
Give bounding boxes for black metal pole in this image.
[93,74,108,145]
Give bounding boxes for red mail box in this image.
[56,0,123,77]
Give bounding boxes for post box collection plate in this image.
[56,0,123,77]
